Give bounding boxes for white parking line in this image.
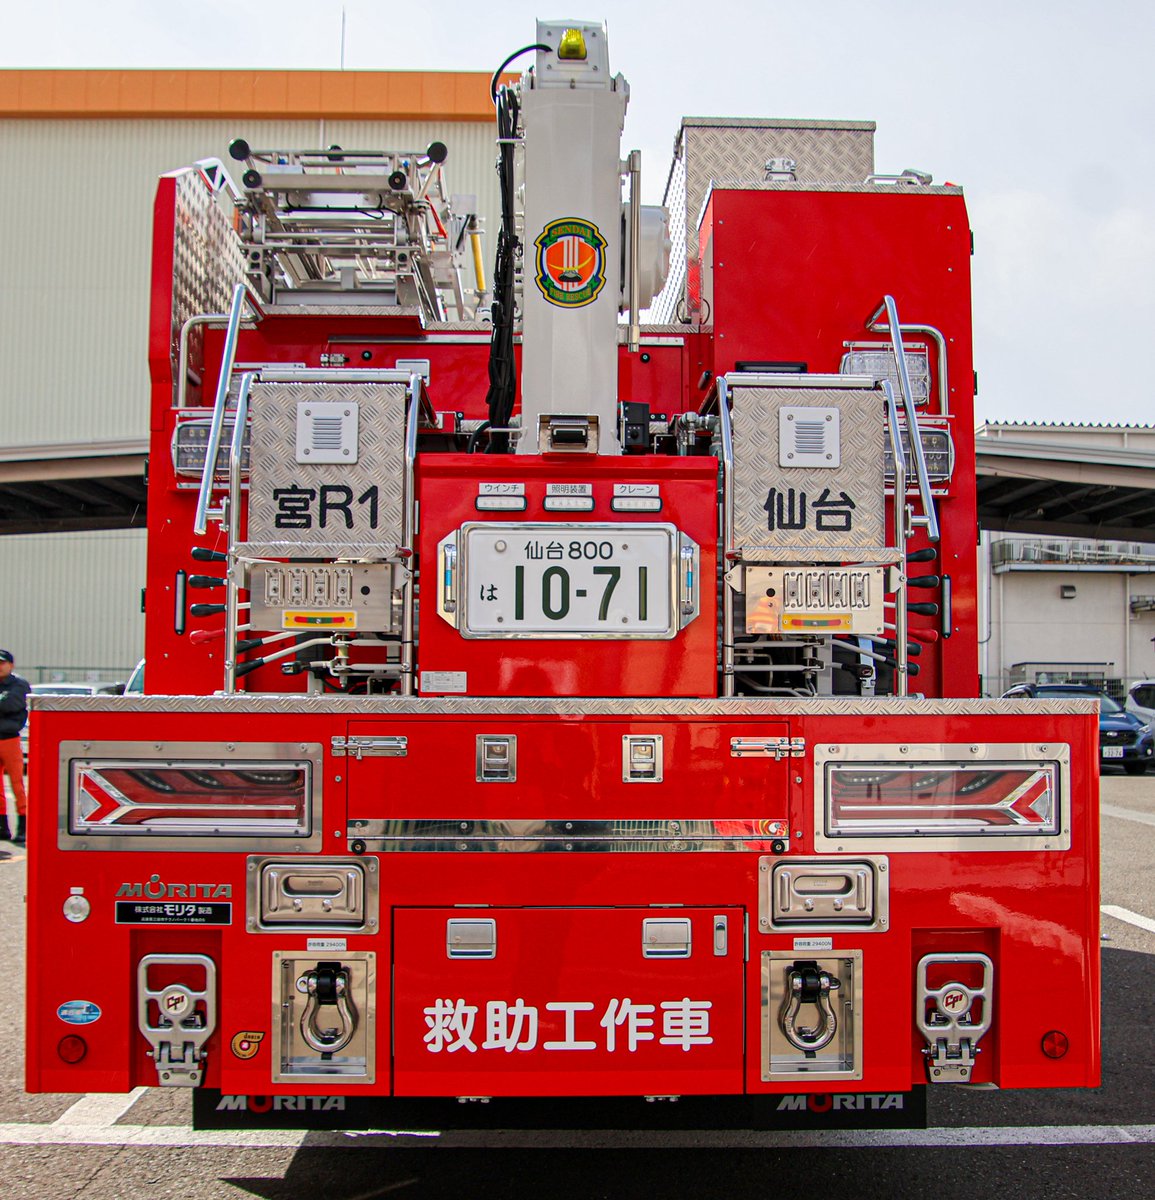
[0,1122,1154,1149]
[52,1089,147,1127]
[1101,803,1155,829]
[1102,904,1155,935]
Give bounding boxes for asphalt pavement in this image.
[0,772,1151,1199]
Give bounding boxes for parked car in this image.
[20,681,124,764]
[124,659,145,695]
[1001,683,1155,774]
[1125,679,1155,725]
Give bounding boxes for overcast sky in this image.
[6,0,1153,426]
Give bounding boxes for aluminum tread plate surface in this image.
[239,381,406,558]
[169,171,247,406]
[731,386,888,561]
[33,696,1096,717]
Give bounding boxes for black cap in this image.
[0,650,12,664]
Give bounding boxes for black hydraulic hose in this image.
[490,43,550,100]
[466,421,492,454]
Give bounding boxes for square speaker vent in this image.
[779,405,840,468]
[295,401,359,464]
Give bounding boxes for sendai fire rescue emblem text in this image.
[534,218,608,307]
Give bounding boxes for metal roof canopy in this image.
[0,440,147,534]
[977,423,1155,543]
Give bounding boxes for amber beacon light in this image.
[557,28,588,59]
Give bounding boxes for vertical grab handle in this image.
[868,295,940,543]
[194,282,264,536]
[626,150,642,355]
[882,380,910,697]
[222,371,255,694]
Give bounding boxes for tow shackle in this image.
[780,961,841,1053]
[298,963,357,1055]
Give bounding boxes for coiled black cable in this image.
[484,44,547,453]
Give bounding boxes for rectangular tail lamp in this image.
[814,742,1069,853]
[60,741,322,853]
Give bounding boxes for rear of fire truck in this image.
[26,21,1098,1129]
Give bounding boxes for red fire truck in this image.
[26,21,1099,1130]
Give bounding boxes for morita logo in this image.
[216,1095,346,1113]
[116,873,232,900]
[777,1093,906,1113]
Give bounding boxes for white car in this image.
[1126,680,1155,726]
[20,681,124,764]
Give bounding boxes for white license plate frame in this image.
[439,522,697,640]
[1102,745,1125,759]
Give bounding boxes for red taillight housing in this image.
[57,1035,87,1064]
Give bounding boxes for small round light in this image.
[58,1035,87,1064]
[1041,1030,1069,1059]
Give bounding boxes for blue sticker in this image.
[57,1000,101,1025]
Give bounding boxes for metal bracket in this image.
[137,954,217,1087]
[331,735,408,759]
[916,952,994,1082]
[731,736,806,760]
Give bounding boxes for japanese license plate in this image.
[1102,746,1125,758]
[743,566,885,635]
[458,523,677,638]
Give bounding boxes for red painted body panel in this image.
[417,456,718,697]
[701,187,979,699]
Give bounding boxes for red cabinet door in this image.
[393,906,745,1097]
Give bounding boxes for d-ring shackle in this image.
[299,963,358,1054]
[780,961,841,1053]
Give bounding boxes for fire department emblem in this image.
[231,1031,266,1060]
[534,217,608,307]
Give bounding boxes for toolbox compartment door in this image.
[393,906,744,1097]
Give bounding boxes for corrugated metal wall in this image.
[0,117,500,446]
[0,116,499,678]
[0,529,147,682]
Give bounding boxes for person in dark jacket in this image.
[0,650,30,844]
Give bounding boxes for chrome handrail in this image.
[400,373,431,697]
[868,296,940,543]
[627,149,642,354]
[223,372,256,694]
[881,380,909,696]
[863,312,950,416]
[193,282,265,535]
[712,377,737,696]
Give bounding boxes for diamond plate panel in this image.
[730,386,888,562]
[35,695,1096,718]
[238,382,407,559]
[169,170,247,406]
